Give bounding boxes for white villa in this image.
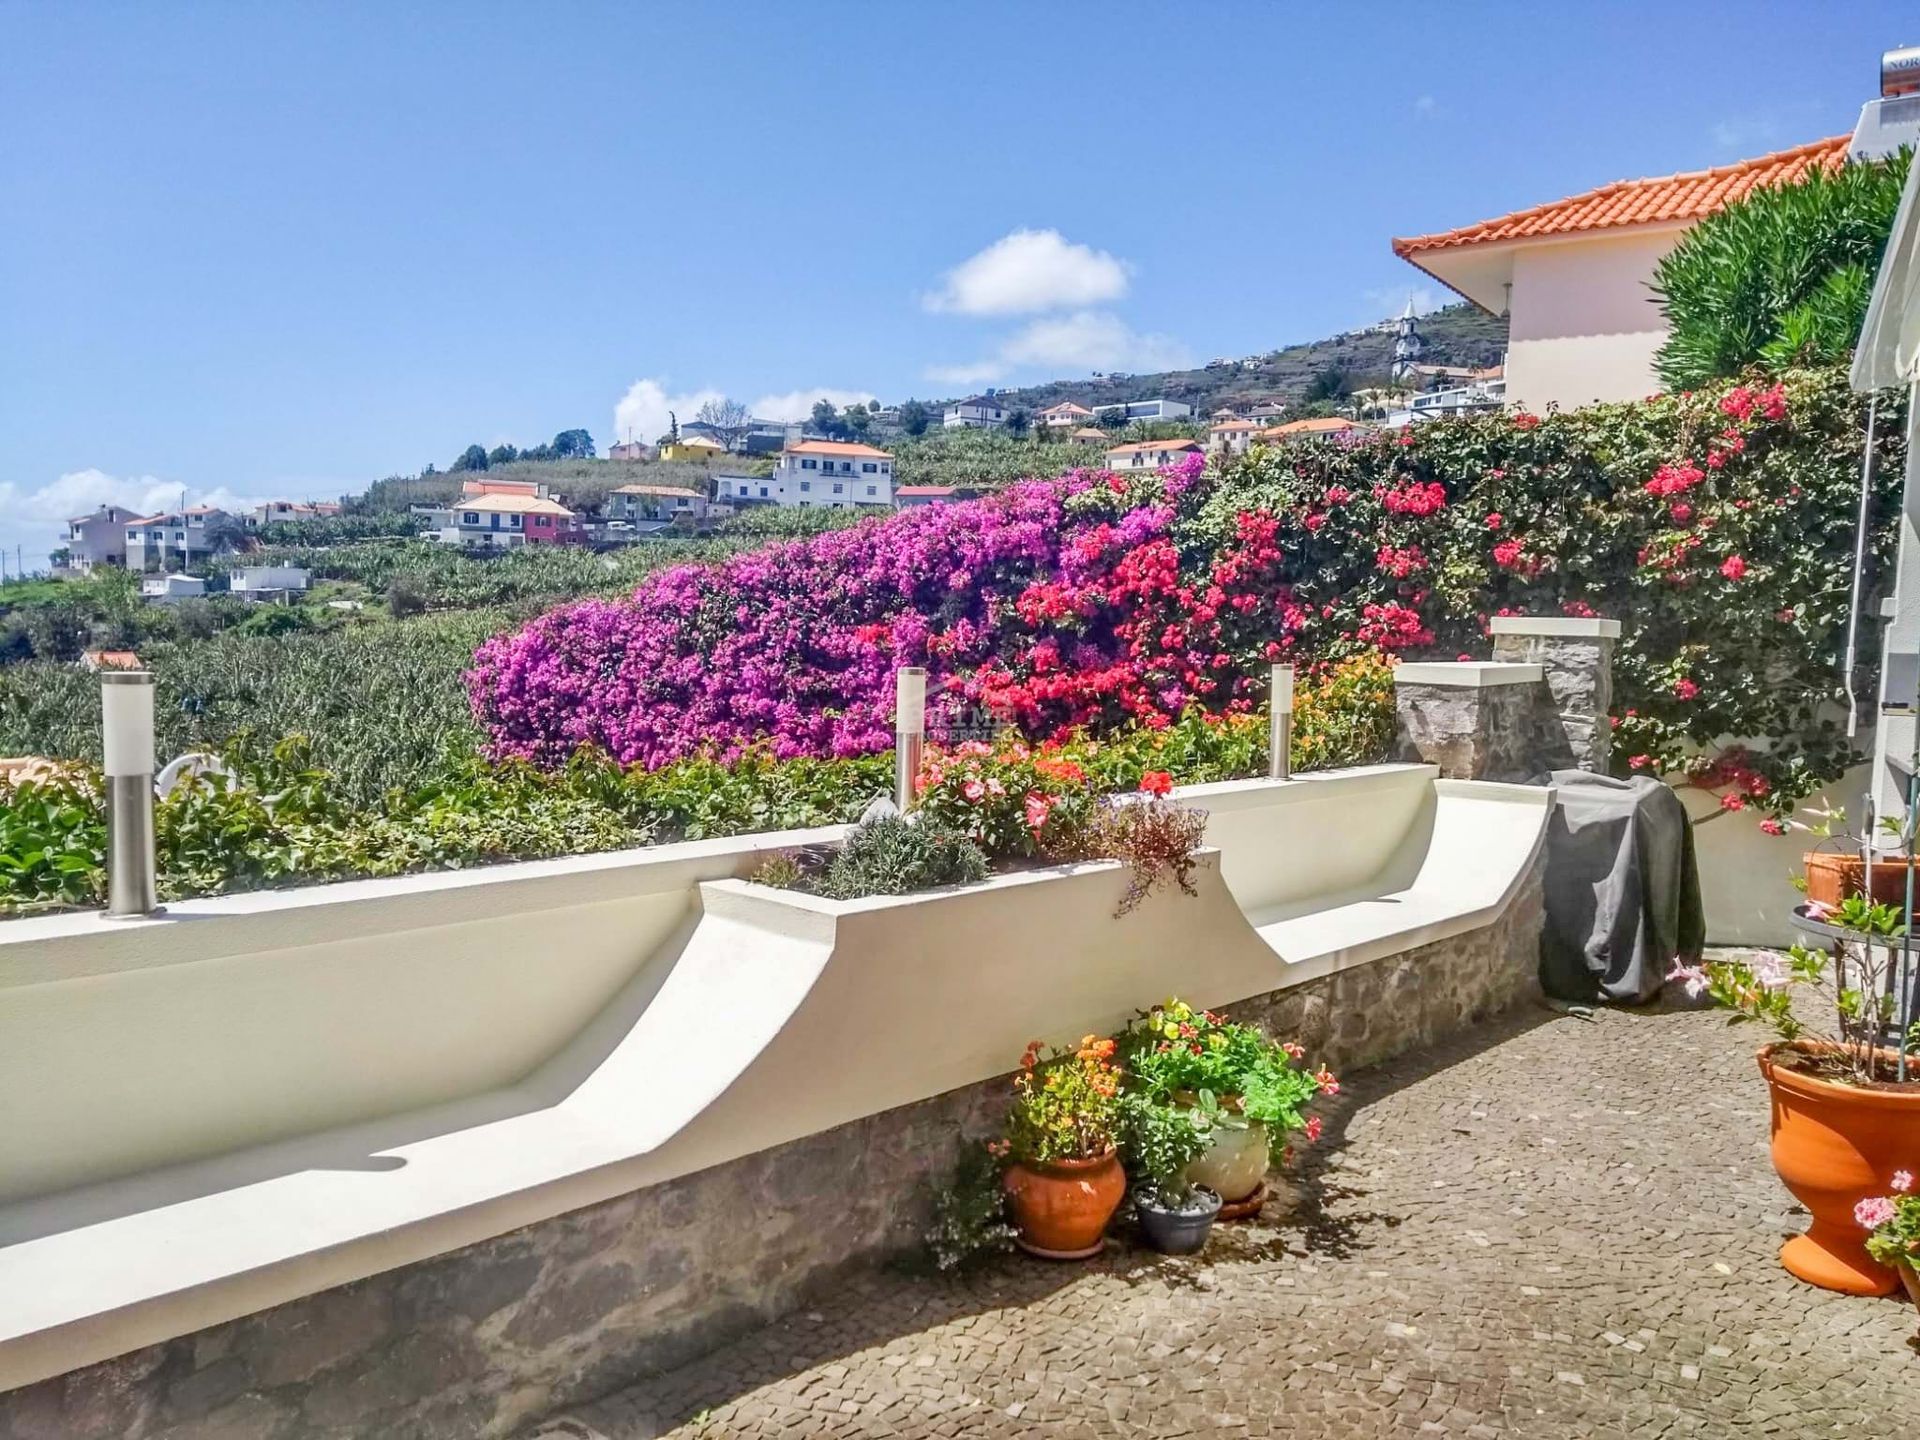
[1094,398,1192,425]
[942,396,1007,430]
[63,505,137,573]
[715,442,895,509]
[1104,438,1203,472]
[1035,402,1095,430]
[228,566,311,602]
[125,507,237,573]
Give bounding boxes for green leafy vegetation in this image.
[1653,150,1909,389]
[814,815,989,900]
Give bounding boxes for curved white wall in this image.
[0,765,1549,1393]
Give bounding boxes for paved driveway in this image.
[536,987,1918,1438]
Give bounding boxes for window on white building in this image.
[866,486,876,497]
[799,481,810,493]
[832,483,843,494]
[464,513,479,524]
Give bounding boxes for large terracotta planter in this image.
[1004,1150,1125,1260]
[1803,851,1919,910]
[1758,1043,1920,1296]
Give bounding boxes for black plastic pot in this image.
[1133,1185,1222,1255]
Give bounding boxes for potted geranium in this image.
[1115,999,1333,1218]
[996,1035,1126,1260]
[1118,1092,1221,1254]
[1856,1170,1920,1324]
[1674,900,1920,1296]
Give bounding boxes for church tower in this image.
[1391,297,1425,381]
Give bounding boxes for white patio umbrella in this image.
[1847,152,1920,1078]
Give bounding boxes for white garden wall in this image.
[0,764,1550,1395]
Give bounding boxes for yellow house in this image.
[657,436,727,463]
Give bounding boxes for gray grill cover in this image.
[1539,771,1706,1003]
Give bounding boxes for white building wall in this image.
[1503,230,1681,412]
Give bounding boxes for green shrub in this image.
[1652,150,1908,389]
[817,815,988,900]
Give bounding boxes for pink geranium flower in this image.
[1856,1196,1899,1230]
[1893,1170,1914,1194]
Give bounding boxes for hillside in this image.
[917,303,1508,416]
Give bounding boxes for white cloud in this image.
[748,387,879,423]
[1361,286,1443,324]
[612,379,726,449]
[0,468,270,524]
[928,310,1190,384]
[614,379,879,442]
[922,229,1132,316]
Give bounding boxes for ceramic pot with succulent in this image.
[1674,897,1920,1296]
[1116,999,1336,1218]
[997,1036,1126,1260]
[1119,1093,1221,1255]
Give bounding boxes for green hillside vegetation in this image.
[355,457,715,517]
[902,303,1507,421]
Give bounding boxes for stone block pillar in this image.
[1489,616,1621,775]
[1392,662,1547,781]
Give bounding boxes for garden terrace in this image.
[0,763,1548,1436]
[543,993,1920,1440]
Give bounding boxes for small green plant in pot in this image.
[1116,999,1334,1213]
[1119,1092,1221,1254]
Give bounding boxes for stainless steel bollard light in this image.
[100,669,161,919]
[894,666,927,812]
[1268,663,1294,781]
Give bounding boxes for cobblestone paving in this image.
[533,993,1920,1439]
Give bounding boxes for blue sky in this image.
[0,1,1906,567]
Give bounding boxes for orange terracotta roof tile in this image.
[1392,136,1849,257]
[1105,439,1203,456]
[785,440,894,458]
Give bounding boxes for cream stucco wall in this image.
[1503,228,1683,413]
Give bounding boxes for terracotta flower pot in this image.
[1803,851,1919,911]
[1758,1043,1920,1296]
[1004,1150,1125,1260]
[1898,1259,1920,1323]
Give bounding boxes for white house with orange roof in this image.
[764,440,894,508]
[1104,437,1203,472]
[1392,136,1849,412]
[1207,417,1272,456]
[1034,402,1096,430]
[423,486,582,548]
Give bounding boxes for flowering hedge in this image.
[472,366,1902,823]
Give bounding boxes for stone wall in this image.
[0,864,1544,1440]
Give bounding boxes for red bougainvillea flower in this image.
[1629,754,1652,769]
[1674,678,1700,701]
[1492,538,1524,570]
[1485,512,1503,530]
[1139,770,1173,796]
[1720,555,1747,582]
[1512,412,1541,430]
